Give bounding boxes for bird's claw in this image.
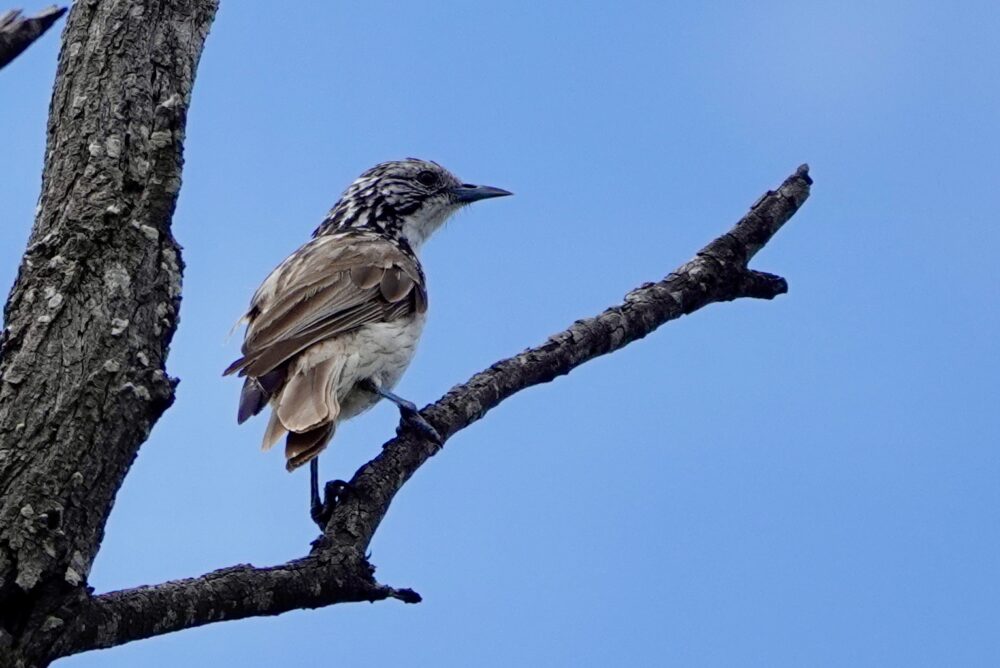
[311,479,350,528]
[398,409,443,446]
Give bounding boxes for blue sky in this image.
[3,1,999,665]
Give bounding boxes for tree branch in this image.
[57,554,420,657]
[0,6,65,70]
[55,165,812,658]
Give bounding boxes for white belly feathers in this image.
[288,311,426,425]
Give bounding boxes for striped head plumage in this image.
[313,158,512,249]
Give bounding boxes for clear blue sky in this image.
[3,1,999,665]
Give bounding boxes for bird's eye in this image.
[415,170,439,187]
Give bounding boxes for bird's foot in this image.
[359,378,443,447]
[311,479,351,528]
[398,407,443,447]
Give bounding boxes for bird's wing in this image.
[223,231,426,380]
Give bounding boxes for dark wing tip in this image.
[236,368,287,424]
[223,357,246,377]
[237,378,264,424]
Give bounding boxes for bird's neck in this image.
[398,207,452,252]
[314,202,403,241]
[314,204,453,254]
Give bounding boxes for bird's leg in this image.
[309,458,325,526]
[360,378,443,445]
[309,459,350,528]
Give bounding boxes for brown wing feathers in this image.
[225,232,427,469]
[350,264,384,289]
[379,267,414,303]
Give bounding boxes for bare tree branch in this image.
[0,6,65,70]
[56,554,420,657]
[53,165,812,658]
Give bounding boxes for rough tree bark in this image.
[0,1,217,666]
[0,6,65,70]
[0,2,812,666]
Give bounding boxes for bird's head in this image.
[315,158,511,249]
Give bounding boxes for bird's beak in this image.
[450,183,513,203]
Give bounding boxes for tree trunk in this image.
[0,1,217,665]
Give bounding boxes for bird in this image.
[224,158,511,524]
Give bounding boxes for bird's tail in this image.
[260,355,343,471]
[285,423,334,471]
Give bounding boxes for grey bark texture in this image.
[0,1,217,666]
[0,6,65,70]
[0,0,812,664]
